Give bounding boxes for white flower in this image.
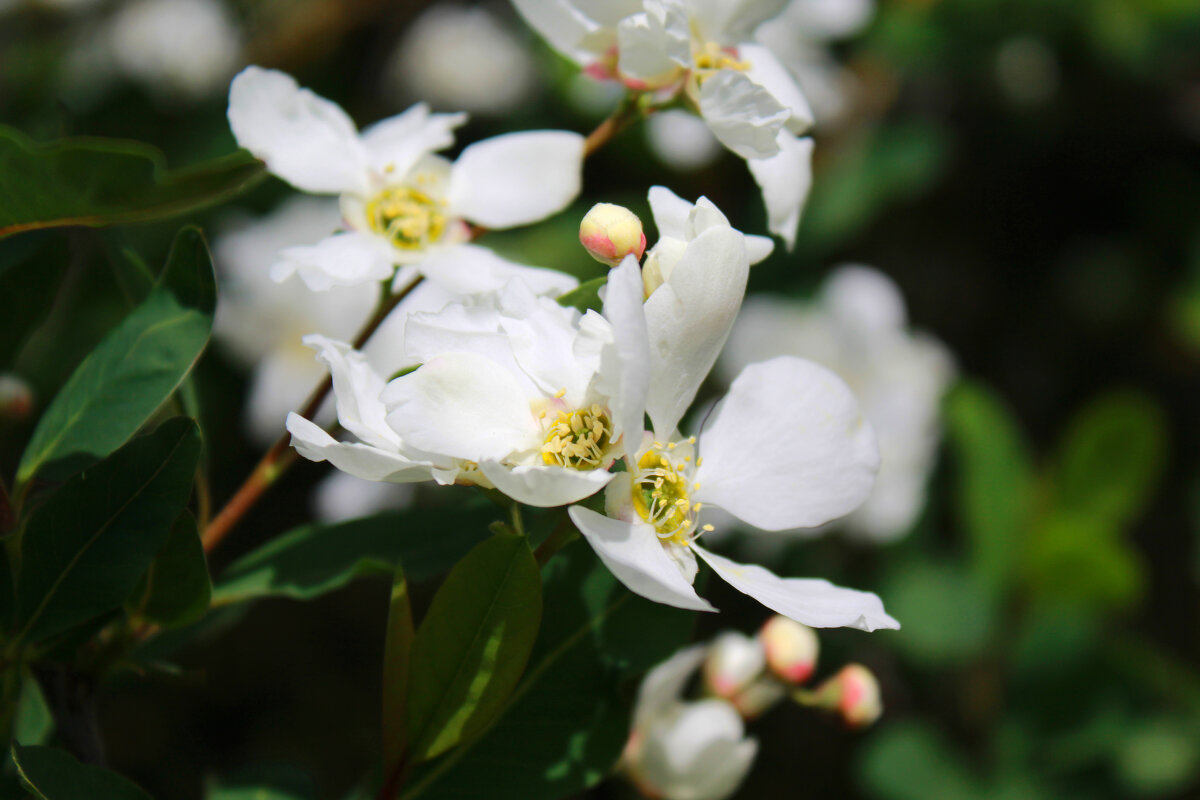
[511,0,815,247]
[227,66,583,296]
[569,354,898,631]
[623,646,758,800]
[645,109,722,171]
[313,469,416,524]
[703,632,766,698]
[756,0,876,127]
[385,4,538,115]
[718,265,956,542]
[377,259,650,507]
[107,0,242,100]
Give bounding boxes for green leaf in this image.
[11,744,153,800]
[1115,717,1200,797]
[0,231,68,366]
[382,564,415,771]
[556,276,607,313]
[1023,510,1144,612]
[0,543,14,633]
[859,721,982,800]
[944,381,1036,599]
[211,506,494,606]
[16,227,215,483]
[880,558,996,666]
[15,417,201,644]
[1049,391,1167,526]
[405,531,542,762]
[0,125,264,240]
[401,540,696,800]
[131,512,211,629]
[13,674,53,746]
[207,765,314,800]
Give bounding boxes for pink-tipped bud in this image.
[579,203,646,267]
[759,616,819,684]
[702,632,766,700]
[825,664,883,728]
[0,374,33,421]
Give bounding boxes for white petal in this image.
[637,701,758,800]
[740,43,815,134]
[647,185,694,241]
[598,256,650,447]
[416,243,579,297]
[615,6,689,84]
[227,66,369,195]
[270,231,396,292]
[688,0,789,43]
[744,234,775,265]
[479,461,615,507]
[360,103,467,177]
[820,264,908,337]
[644,226,748,437]
[568,505,716,613]
[286,413,432,483]
[242,350,329,446]
[633,645,709,729]
[695,356,879,529]
[747,132,813,250]
[509,0,604,64]
[382,352,538,462]
[695,546,899,631]
[448,131,584,228]
[314,469,416,523]
[301,335,398,451]
[698,69,789,160]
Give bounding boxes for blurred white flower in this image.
[227,66,582,296]
[756,0,875,127]
[107,0,242,100]
[703,631,766,698]
[719,265,956,542]
[386,4,538,115]
[645,109,722,171]
[623,647,758,800]
[511,0,816,248]
[313,469,416,524]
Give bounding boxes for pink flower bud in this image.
[579,203,646,267]
[0,374,34,421]
[702,632,765,700]
[759,616,819,684]
[829,664,883,728]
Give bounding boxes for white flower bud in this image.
[702,632,766,699]
[823,663,883,728]
[0,374,34,421]
[579,203,646,267]
[759,615,819,683]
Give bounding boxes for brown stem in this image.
[201,278,423,555]
[377,754,411,800]
[534,516,579,567]
[584,95,642,157]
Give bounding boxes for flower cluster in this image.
[621,616,884,800]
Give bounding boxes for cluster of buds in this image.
[622,616,884,800]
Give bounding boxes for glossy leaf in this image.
[16,227,215,483]
[401,540,696,800]
[405,531,542,762]
[944,381,1035,599]
[15,417,201,644]
[0,125,263,240]
[1049,391,1166,526]
[382,564,415,771]
[11,744,153,800]
[13,675,53,746]
[211,505,494,606]
[557,276,607,313]
[131,512,212,629]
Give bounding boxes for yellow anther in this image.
[693,503,702,512]
[540,406,612,470]
[366,185,447,250]
[554,388,566,398]
[702,524,715,532]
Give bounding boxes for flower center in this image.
[541,405,612,470]
[693,42,750,80]
[365,186,447,250]
[632,441,701,543]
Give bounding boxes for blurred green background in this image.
[2,0,1200,798]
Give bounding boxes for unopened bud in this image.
[579,203,646,267]
[812,664,882,728]
[729,677,785,720]
[703,632,766,700]
[759,616,819,684]
[0,374,34,421]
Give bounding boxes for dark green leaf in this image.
[11,744,153,800]
[405,532,542,762]
[0,231,68,366]
[880,558,996,666]
[15,417,201,644]
[131,512,211,629]
[1050,391,1166,526]
[211,506,494,606]
[0,542,13,632]
[382,564,415,771]
[557,277,607,313]
[16,228,215,482]
[402,540,695,800]
[944,381,1035,599]
[858,721,981,800]
[0,125,263,240]
[1023,510,1144,612]
[207,765,314,800]
[13,674,53,746]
